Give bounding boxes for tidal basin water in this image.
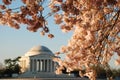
[0,78,107,80]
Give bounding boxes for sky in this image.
[0,24,72,63]
[0,0,73,63]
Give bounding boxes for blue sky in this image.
[0,0,73,63]
[0,22,72,63]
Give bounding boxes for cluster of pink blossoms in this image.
[50,0,120,80]
[0,0,120,80]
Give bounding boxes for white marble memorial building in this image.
[19,45,57,78]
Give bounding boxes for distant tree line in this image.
[0,56,21,78]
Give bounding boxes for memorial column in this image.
[47,59,49,72]
[43,59,45,71]
[50,60,52,72]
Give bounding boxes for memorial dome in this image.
[25,45,53,56]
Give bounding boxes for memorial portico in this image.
[29,59,54,72]
[19,45,57,78]
[19,45,75,78]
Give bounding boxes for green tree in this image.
[4,59,12,68]
[4,56,21,77]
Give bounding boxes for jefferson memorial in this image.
[19,45,73,78]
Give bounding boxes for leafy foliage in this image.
[4,56,21,77]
